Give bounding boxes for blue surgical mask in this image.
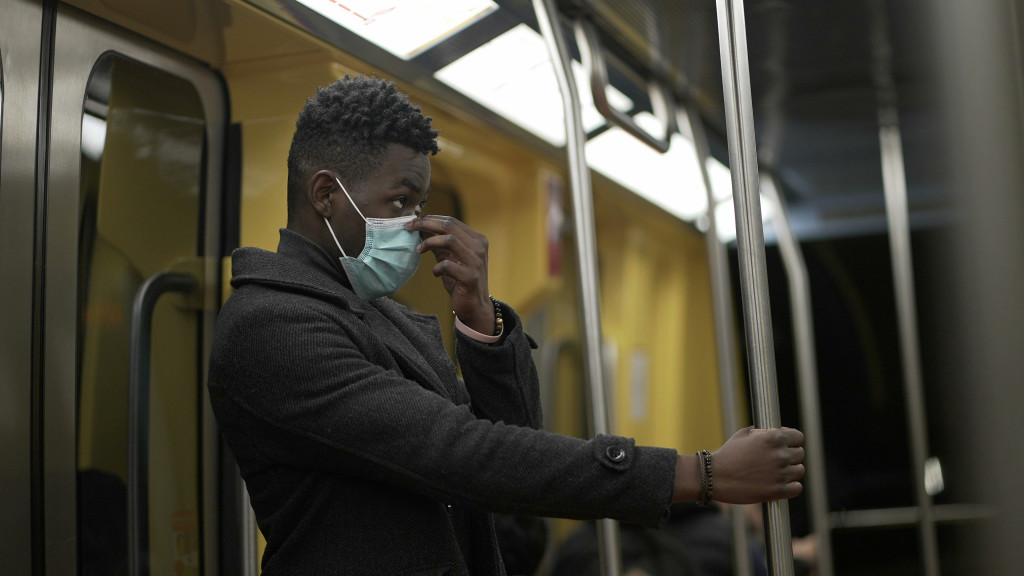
[324,177,421,300]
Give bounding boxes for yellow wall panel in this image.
[592,176,725,452]
[237,117,292,251]
[225,59,361,252]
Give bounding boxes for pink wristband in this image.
[455,315,502,343]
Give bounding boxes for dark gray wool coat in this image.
[208,229,678,575]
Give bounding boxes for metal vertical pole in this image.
[879,122,940,576]
[868,2,939,573]
[532,2,622,575]
[760,176,834,576]
[684,107,753,576]
[715,1,795,575]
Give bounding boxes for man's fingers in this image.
[432,259,480,285]
[782,427,805,446]
[418,232,461,255]
[749,426,805,447]
[408,215,467,238]
[783,480,804,499]
[415,225,486,263]
[790,464,806,481]
[410,216,487,253]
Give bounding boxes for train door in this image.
[40,4,225,575]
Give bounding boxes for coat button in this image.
[606,446,626,462]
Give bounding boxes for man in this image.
[208,75,805,575]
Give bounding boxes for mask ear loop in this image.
[323,176,366,259]
[324,217,349,258]
[334,177,368,221]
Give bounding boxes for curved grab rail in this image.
[573,19,676,153]
[128,272,199,576]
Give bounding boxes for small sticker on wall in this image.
[173,509,199,576]
[631,350,649,421]
[546,173,565,277]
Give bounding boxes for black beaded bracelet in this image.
[697,449,713,506]
[489,296,504,337]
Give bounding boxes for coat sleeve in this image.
[208,291,677,527]
[455,300,543,429]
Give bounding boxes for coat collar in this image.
[230,229,457,400]
[230,228,369,316]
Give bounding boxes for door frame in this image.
[0,0,45,572]
[43,4,226,573]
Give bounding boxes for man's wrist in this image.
[456,296,502,336]
[672,453,702,503]
[455,314,501,343]
[454,296,495,334]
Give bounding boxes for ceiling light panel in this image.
[434,23,635,147]
[586,113,708,221]
[435,23,565,145]
[294,0,498,60]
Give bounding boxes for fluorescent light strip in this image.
[586,113,708,221]
[435,23,634,146]
[435,24,564,144]
[295,0,498,60]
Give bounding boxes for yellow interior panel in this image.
[593,177,725,451]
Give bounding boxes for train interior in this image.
[1,0,1021,575]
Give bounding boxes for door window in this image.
[77,53,206,576]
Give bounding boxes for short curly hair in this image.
[286,75,439,221]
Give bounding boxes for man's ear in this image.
[307,170,338,218]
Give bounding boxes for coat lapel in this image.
[368,299,465,403]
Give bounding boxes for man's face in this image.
[330,142,431,256]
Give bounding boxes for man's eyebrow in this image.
[395,177,428,194]
[398,177,425,193]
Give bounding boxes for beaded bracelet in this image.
[697,449,713,506]
[489,296,504,337]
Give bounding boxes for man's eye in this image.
[391,197,407,209]
[415,200,428,216]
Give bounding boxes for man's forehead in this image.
[384,145,430,173]
[364,144,429,189]
[381,142,430,163]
